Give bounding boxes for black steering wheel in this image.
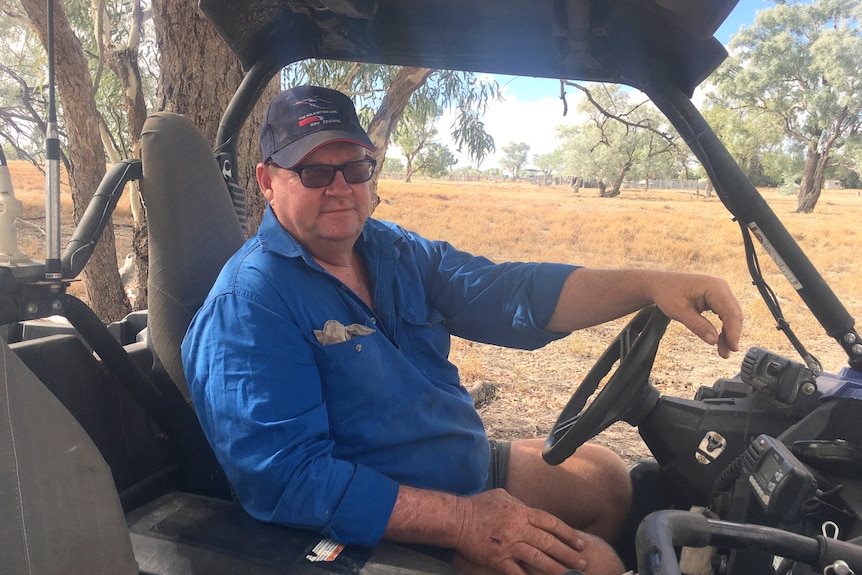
[543,306,670,465]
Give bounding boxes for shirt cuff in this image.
[326,463,400,546]
[513,263,580,337]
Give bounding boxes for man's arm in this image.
[545,268,743,358]
[383,485,590,574]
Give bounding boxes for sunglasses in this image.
[284,158,377,188]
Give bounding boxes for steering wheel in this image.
[543,306,670,465]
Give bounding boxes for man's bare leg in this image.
[505,438,631,573]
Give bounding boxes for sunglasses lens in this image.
[296,160,376,187]
[300,166,336,188]
[343,160,374,184]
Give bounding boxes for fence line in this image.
[380,173,707,190]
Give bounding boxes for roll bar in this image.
[636,510,862,575]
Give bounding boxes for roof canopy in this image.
[199,0,738,96]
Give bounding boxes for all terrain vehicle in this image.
[2,1,862,574]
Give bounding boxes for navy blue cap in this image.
[259,85,375,168]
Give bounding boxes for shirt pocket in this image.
[312,333,397,431]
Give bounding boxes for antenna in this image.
[45,0,62,280]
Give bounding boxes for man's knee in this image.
[569,443,632,506]
[574,443,632,499]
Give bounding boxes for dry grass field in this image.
[7,161,862,461]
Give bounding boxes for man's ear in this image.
[256,162,275,203]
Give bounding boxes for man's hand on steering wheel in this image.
[542,269,743,466]
[644,272,743,359]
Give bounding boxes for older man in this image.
[182,85,743,575]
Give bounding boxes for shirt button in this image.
[355,344,362,352]
[370,318,377,324]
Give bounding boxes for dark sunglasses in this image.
[284,158,377,188]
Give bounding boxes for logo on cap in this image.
[295,97,343,128]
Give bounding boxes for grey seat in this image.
[0,112,245,575]
[140,112,246,400]
[139,112,246,499]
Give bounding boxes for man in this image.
[182,85,743,575]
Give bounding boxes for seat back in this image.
[140,112,245,400]
[140,113,245,499]
[0,338,138,575]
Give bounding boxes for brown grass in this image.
[7,161,135,259]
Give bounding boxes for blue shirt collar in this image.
[257,205,403,263]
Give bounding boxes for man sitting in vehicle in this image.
[182,85,743,575]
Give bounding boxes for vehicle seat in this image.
[139,112,245,498]
[0,338,138,575]
[140,112,245,399]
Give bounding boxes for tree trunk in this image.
[102,0,150,309]
[610,162,630,197]
[796,141,826,214]
[151,0,277,235]
[21,0,131,322]
[365,66,435,209]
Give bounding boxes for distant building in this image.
[824,179,844,190]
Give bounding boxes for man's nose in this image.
[325,170,353,194]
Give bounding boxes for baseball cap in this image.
[259,85,376,168]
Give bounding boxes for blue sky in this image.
[434,0,768,169]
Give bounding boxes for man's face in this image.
[258,142,373,253]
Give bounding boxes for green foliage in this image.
[393,101,440,180]
[382,156,405,173]
[533,150,563,177]
[0,9,53,163]
[417,142,457,177]
[710,0,862,209]
[500,141,530,177]
[556,84,683,188]
[0,0,158,163]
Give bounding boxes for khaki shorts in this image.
[486,440,511,490]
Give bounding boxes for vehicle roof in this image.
[199,0,738,96]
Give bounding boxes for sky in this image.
[433,0,767,171]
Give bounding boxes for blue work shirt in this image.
[182,207,577,546]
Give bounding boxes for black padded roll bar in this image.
[61,159,143,279]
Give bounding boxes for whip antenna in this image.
[45,0,62,279]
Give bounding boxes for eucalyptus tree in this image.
[0,7,50,164]
[500,141,530,179]
[710,0,862,213]
[394,102,441,182]
[700,102,788,187]
[416,142,457,178]
[558,83,681,197]
[533,150,564,185]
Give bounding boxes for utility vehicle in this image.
[2,1,861,574]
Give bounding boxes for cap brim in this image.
[269,130,376,168]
